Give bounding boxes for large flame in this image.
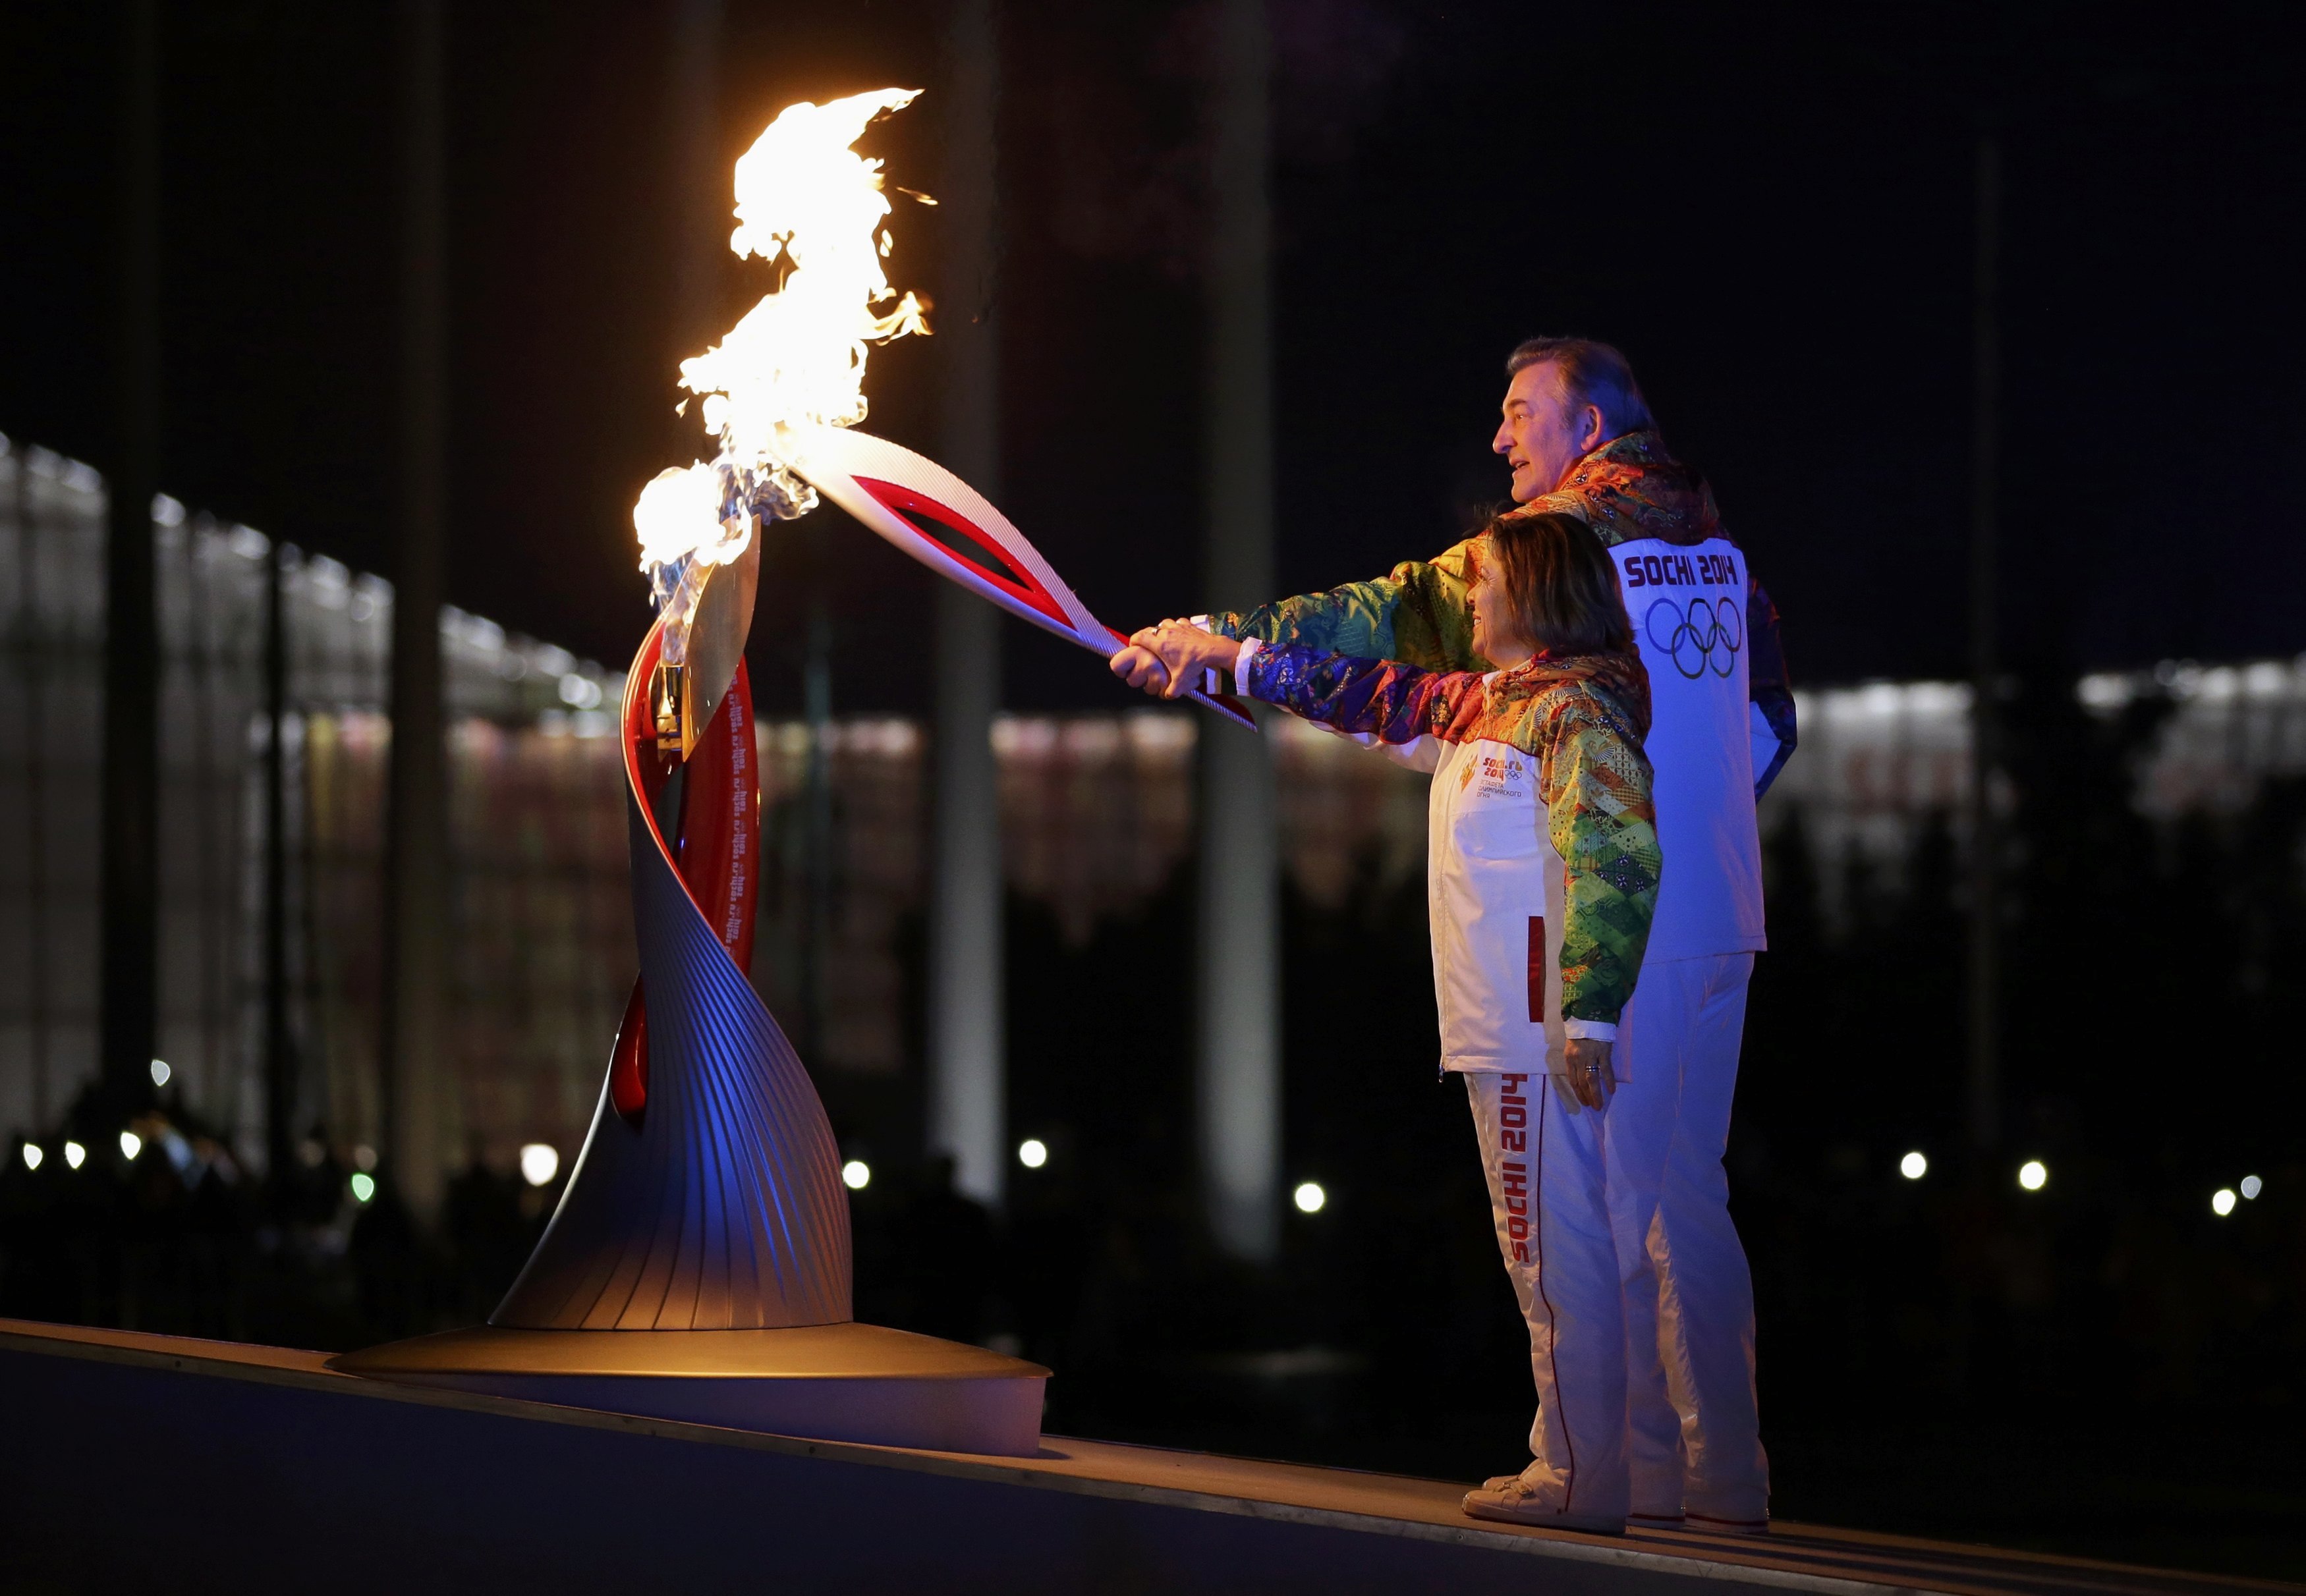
[688,86,930,457]
[632,87,930,653]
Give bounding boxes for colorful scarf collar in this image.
[1491,648,1652,741]
[1516,430,1722,549]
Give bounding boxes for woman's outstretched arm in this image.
[1233,643,1486,744]
[1111,625,1486,743]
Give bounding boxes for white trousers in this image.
[1607,952,1768,1527]
[1465,1070,1629,1519]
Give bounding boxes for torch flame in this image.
[689,85,930,464]
[633,86,930,649]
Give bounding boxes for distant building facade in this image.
[9,433,2302,1180]
[0,439,629,1174]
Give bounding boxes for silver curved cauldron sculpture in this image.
[335,531,1047,1457]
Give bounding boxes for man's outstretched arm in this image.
[1205,539,1490,674]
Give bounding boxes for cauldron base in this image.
[330,1321,1048,1457]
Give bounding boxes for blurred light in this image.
[2240,1174,2263,1200]
[149,1058,171,1087]
[558,673,603,709]
[119,1130,144,1161]
[353,1144,378,1173]
[1293,1181,1327,1215]
[2017,1159,2048,1192]
[519,1143,560,1187]
[1899,1151,1928,1181]
[1017,1138,1048,1170]
[63,1140,86,1170]
[841,1159,871,1190]
[20,1143,42,1172]
[350,1172,376,1205]
[2211,1188,2237,1217]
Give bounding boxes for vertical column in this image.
[800,592,833,1064]
[383,0,451,1215]
[1198,0,1281,1261]
[100,0,161,1125]
[665,0,724,363]
[16,458,52,1129]
[1965,130,2000,1153]
[263,540,295,1188]
[926,0,1006,1207]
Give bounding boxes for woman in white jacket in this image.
[1121,512,1662,1533]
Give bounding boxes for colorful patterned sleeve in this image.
[1538,693,1662,1026]
[1210,539,1486,673]
[1237,644,1487,745]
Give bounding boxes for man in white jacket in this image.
[1123,337,1792,1533]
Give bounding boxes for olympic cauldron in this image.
[332,528,1048,1457]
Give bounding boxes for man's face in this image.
[1492,363,1596,503]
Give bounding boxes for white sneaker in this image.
[1461,1473,1625,1534]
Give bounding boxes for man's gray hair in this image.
[1506,337,1656,437]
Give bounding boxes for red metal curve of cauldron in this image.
[607,636,760,1124]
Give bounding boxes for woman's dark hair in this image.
[1482,511,1633,658]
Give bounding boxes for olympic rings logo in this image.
[1645,595,1742,679]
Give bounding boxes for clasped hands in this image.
[1110,621,1240,700]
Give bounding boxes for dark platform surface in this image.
[2,1317,2292,1596]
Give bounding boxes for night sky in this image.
[4,1,2302,715]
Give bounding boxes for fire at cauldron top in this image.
[631,86,932,670]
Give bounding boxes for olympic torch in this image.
[779,422,1256,729]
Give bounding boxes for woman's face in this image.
[1469,539,1534,667]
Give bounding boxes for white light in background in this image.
[63,1141,86,1170]
[2211,1188,2237,1217]
[353,1145,378,1173]
[519,1143,561,1187]
[20,1143,41,1172]
[841,1159,872,1190]
[119,1130,144,1161]
[149,1058,171,1087]
[1293,1181,1327,1215]
[557,673,603,709]
[2017,1159,2048,1192]
[1017,1138,1048,1170]
[2240,1174,2263,1200]
[350,1172,376,1205]
[1899,1151,1928,1180]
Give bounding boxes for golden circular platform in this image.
[331,1321,1050,1457]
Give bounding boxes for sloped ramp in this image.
[1,1319,2290,1596]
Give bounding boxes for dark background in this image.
[5,1,2306,1582]
[6,2,2303,704]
